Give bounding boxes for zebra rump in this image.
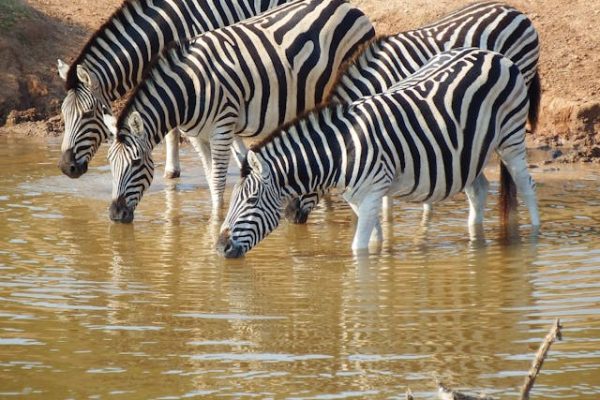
[217,47,540,257]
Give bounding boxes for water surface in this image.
[1,136,599,398]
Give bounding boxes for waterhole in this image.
[1,135,599,398]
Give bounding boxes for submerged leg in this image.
[499,151,540,229]
[348,192,384,251]
[164,129,181,179]
[465,174,490,227]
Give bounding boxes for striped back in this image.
[328,1,539,103]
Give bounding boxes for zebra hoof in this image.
[164,169,181,179]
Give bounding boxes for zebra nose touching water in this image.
[217,48,541,257]
[105,0,375,223]
[58,148,88,178]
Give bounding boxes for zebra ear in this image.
[247,151,269,179]
[127,111,144,136]
[76,65,98,90]
[57,59,69,81]
[102,113,118,137]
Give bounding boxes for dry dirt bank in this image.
[1,0,599,162]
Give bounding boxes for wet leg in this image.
[348,192,384,251]
[164,129,181,178]
[465,174,490,226]
[500,153,540,229]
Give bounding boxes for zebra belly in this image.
[387,160,482,204]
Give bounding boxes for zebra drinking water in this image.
[286,0,541,223]
[57,0,289,179]
[216,47,540,257]
[106,0,375,223]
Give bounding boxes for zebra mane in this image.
[241,99,348,177]
[65,0,142,90]
[323,34,393,102]
[241,105,317,176]
[115,40,184,130]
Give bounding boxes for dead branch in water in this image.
[404,320,563,399]
[519,319,563,400]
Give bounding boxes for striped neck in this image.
[256,104,349,199]
[118,45,221,149]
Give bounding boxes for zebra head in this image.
[217,151,283,258]
[107,111,154,223]
[57,61,113,178]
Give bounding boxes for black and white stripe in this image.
[106,0,375,223]
[57,0,289,178]
[286,0,541,223]
[330,1,540,105]
[217,48,540,257]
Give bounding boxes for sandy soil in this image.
[1,0,599,162]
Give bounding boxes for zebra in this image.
[57,0,289,179]
[216,47,540,257]
[285,0,541,223]
[105,0,375,223]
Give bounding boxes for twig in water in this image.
[519,318,562,400]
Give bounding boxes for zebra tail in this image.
[499,162,518,225]
[527,70,541,133]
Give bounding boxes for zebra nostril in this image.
[223,242,232,254]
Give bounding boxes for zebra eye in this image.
[82,110,94,118]
[247,196,259,206]
[131,159,142,167]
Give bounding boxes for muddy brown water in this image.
[1,135,599,399]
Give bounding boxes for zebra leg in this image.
[465,174,490,226]
[208,134,234,216]
[500,155,540,229]
[188,136,215,204]
[465,174,489,241]
[231,136,248,168]
[371,220,383,243]
[164,129,181,179]
[348,192,384,251]
[422,202,432,218]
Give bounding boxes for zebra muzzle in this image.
[284,197,310,224]
[58,148,88,178]
[109,196,135,223]
[215,229,245,258]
